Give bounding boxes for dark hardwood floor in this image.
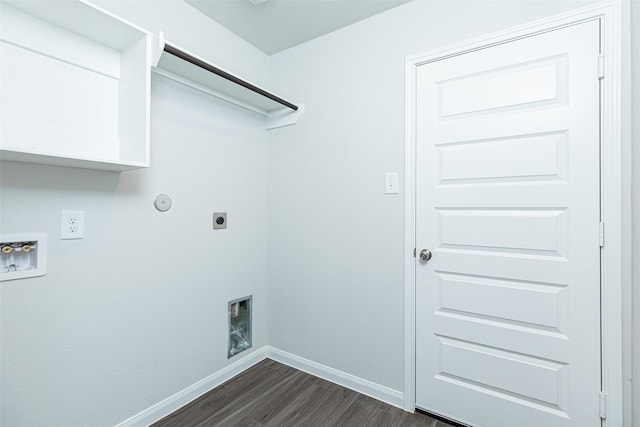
[152,359,456,427]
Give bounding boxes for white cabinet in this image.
[0,0,153,171]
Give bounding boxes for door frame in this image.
[403,2,629,426]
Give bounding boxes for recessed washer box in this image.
[0,233,47,281]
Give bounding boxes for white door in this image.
[415,20,601,427]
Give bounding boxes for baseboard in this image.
[115,345,404,426]
[115,346,269,427]
[266,346,404,409]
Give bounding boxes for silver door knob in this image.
[419,249,432,262]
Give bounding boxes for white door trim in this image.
[403,2,628,426]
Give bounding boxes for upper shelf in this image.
[153,34,304,130]
[0,0,152,171]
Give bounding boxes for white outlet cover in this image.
[61,210,85,239]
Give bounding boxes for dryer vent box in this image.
[228,296,252,358]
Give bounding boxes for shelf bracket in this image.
[266,104,305,130]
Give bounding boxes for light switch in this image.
[385,172,399,194]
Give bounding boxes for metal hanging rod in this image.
[163,44,299,112]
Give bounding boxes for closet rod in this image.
[163,44,299,111]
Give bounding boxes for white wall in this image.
[630,0,639,424]
[267,0,627,404]
[0,2,271,426]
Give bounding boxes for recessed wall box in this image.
[0,233,47,281]
[228,296,252,358]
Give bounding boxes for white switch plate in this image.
[385,172,399,194]
[61,210,85,239]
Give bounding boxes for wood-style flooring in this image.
[152,359,456,427]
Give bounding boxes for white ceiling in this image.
[186,0,412,55]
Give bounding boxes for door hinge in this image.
[413,248,416,258]
[599,222,605,247]
[599,391,607,419]
[598,54,605,79]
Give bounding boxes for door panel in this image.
[438,55,567,118]
[415,20,601,427]
[437,272,568,330]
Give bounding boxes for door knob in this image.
[419,249,432,262]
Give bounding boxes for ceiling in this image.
[186,0,412,55]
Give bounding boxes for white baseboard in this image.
[115,345,404,426]
[266,346,404,409]
[115,347,269,427]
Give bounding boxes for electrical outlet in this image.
[61,210,85,239]
[213,212,227,230]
